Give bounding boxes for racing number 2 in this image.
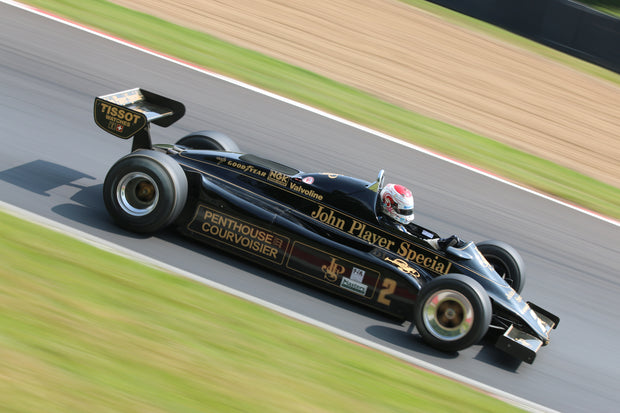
[377,278,396,306]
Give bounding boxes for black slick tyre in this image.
[414,274,492,352]
[103,149,188,233]
[176,130,240,152]
[476,240,526,294]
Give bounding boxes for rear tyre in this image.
[414,274,492,352]
[476,240,525,294]
[176,130,240,152]
[103,150,188,233]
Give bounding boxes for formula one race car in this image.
[94,88,559,364]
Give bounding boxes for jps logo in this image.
[322,257,346,282]
[268,170,289,186]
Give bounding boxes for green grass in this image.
[19,0,620,220]
[0,210,523,412]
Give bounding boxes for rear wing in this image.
[94,88,185,150]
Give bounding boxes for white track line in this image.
[3,0,618,229]
[0,201,557,413]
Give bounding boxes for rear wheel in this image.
[176,130,240,152]
[103,150,188,233]
[414,274,491,352]
[476,240,525,294]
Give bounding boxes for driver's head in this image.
[380,183,414,225]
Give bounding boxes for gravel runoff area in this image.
[111,0,620,189]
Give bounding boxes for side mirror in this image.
[368,169,385,192]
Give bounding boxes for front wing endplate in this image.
[495,325,543,364]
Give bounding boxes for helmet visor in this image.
[398,206,414,216]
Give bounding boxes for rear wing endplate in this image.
[94,88,185,150]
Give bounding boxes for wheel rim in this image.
[116,172,159,216]
[422,290,474,341]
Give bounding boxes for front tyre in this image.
[476,240,525,294]
[414,274,491,352]
[103,150,188,233]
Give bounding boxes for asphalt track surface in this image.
[1,3,619,412]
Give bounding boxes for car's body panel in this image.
[173,150,424,319]
[95,89,559,363]
[171,150,558,341]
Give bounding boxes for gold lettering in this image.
[321,257,345,282]
[289,182,323,200]
[435,262,446,274]
[395,242,451,274]
[193,206,287,262]
[310,205,324,219]
[397,242,408,257]
[268,170,289,186]
[310,205,345,230]
[100,101,141,125]
[309,207,452,275]
[348,219,364,235]
[266,245,277,259]
[377,278,397,305]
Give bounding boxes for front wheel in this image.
[414,274,491,352]
[103,150,188,233]
[476,240,525,294]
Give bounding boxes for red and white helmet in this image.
[380,183,414,225]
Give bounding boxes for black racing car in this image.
[94,88,559,364]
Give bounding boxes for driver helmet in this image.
[380,183,414,225]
